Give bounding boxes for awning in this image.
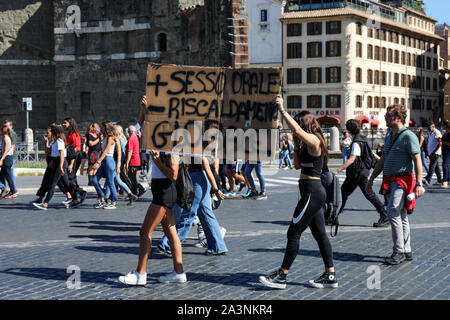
[355,115,369,124]
[317,115,341,125]
[371,119,380,126]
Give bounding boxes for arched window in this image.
[158,33,167,52]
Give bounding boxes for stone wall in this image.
[0,0,55,136]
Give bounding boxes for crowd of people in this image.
[0,94,449,290]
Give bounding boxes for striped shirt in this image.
[383,127,420,177]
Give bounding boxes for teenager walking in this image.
[2,120,18,198]
[124,125,146,197]
[32,124,69,210]
[91,121,121,210]
[86,123,102,186]
[119,96,186,285]
[332,119,389,228]
[0,126,18,198]
[259,95,338,289]
[441,120,450,188]
[415,128,429,174]
[423,123,443,186]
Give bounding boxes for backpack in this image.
[347,136,377,178]
[175,163,195,211]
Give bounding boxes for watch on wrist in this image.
[211,189,219,195]
[415,182,423,187]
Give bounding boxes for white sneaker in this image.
[442,182,448,188]
[158,271,187,283]
[103,203,117,210]
[194,238,207,248]
[220,226,227,238]
[118,270,147,286]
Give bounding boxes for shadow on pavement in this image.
[0,267,121,285]
[248,248,385,263]
[71,220,141,226]
[69,234,139,244]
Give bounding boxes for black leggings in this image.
[281,179,334,270]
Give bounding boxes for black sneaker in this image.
[309,271,338,289]
[373,214,390,227]
[404,252,413,261]
[259,269,287,290]
[422,179,430,187]
[157,245,172,257]
[128,193,138,205]
[385,252,406,265]
[79,191,88,204]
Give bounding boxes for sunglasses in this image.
[384,113,397,119]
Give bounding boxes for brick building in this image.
[0,0,249,137]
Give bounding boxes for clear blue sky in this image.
[424,0,450,25]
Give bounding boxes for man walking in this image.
[366,105,424,265]
[423,123,442,186]
[333,119,389,227]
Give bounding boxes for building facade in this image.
[246,0,285,67]
[281,0,443,129]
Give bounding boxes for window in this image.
[375,46,380,60]
[326,67,341,83]
[287,43,302,59]
[381,97,386,109]
[307,22,322,35]
[158,33,167,51]
[287,23,302,37]
[392,32,399,43]
[394,50,399,64]
[426,77,431,91]
[380,29,386,41]
[433,58,438,71]
[307,42,322,58]
[375,29,380,39]
[287,96,302,109]
[356,95,362,108]
[367,44,373,59]
[381,48,386,62]
[307,95,322,108]
[307,67,322,83]
[401,98,405,106]
[412,54,416,67]
[433,78,438,91]
[356,42,362,58]
[367,69,373,84]
[368,28,373,38]
[260,9,268,22]
[401,52,406,65]
[394,73,399,87]
[287,68,302,84]
[326,21,341,34]
[394,97,399,105]
[407,53,411,66]
[416,76,422,89]
[416,55,422,68]
[356,23,362,35]
[355,68,362,83]
[427,100,432,110]
[80,92,91,117]
[427,57,431,70]
[374,96,380,108]
[375,70,380,85]
[445,95,449,104]
[367,96,373,108]
[401,74,406,87]
[326,95,341,108]
[326,41,341,57]
[387,31,392,42]
[408,75,411,87]
[388,49,393,63]
[381,71,387,85]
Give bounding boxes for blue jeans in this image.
[421,151,429,173]
[159,171,228,254]
[92,156,117,202]
[10,158,17,189]
[443,151,450,183]
[245,162,266,192]
[104,171,131,199]
[342,147,349,163]
[279,150,292,168]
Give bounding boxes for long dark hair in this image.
[2,126,12,141]
[101,121,115,138]
[64,117,79,135]
[50,123,66,143]
[294,111,328,166]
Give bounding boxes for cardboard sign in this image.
[141,63,281,161]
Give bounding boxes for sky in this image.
[423,0,450,25]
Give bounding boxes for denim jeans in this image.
[159,171,227,254]
[279,149,292,168]
[342,147,349,163]
[443,151,450,183]
[245,162,266,192]
[0,156,16,194]
[92,156,117,202]
[10,158,17,189]
[420,151,429,173]
[104,171,131,200]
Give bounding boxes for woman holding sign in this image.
[119,96,186,285]
[259,95,338,290]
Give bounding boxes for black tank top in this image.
[299,146,324,178]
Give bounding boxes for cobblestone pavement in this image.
[0,170,448,301]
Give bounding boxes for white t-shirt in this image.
[51,139,66,157]
[2,136,13,156]
[427,129,442,156]
[150,157,167,179]
[350,142,361,157]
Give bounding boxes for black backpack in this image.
[347,136,377,177]
[175,163,195,211]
